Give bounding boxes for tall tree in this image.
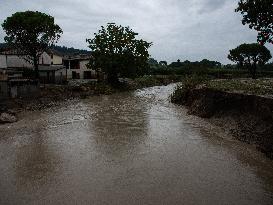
[236,0,273,44]
[228,43,272,78]
[86,23,152,85]
[2,11,63,78]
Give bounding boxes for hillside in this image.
[0,43,91,55]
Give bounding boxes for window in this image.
[83,71,92,79]
[72,71,80,79]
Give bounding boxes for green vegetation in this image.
[171,76,273,104]
[2,11,63,78]
[206,79,273,96]
[171,75,208,103]
[236,0,273,44]
[148,57,273,79]
[51,45,91,55]
[86,23,152,85]
[228,43,272,79]
[148,58,222,76]
[0,43,91,55]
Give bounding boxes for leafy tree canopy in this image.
[168,59,221,69]
[148,58,159,65]
[159,61,168,66]
[2,11,63,78]
[86,23,152,84]
[169,59,183,67]
[228,43,272,78]
[236,0,273,44]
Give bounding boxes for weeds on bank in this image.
[170,75,208,103]
[207,79,273,96]
[171,76,273,104]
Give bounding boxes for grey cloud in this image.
[197,0,229,13]
[0,0,272,64]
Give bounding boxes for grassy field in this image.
[205,78,273,96]
[171,76,273,103]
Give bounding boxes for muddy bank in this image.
[0,84,108,114]
[0,76,179,122]
[174,88,273,158]
[0,83,118,124]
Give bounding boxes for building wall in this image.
[4,52,60,68]
[6,55,33,68]
[66,60,95,80]
[39,67,67,84]
[80,60,89,70]
[67,69,96,79]
[9,81,40,99]
[52,55,63,65]
[39,52,51,65]
[0,55,7,69]
[0,81,9,100]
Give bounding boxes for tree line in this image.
[0,43,91,56]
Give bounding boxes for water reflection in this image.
[15,124,59,187]
[87,92,149,159]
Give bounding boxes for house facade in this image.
[0,49,96,84]
[63,55,96,80]
[0,50,67,84]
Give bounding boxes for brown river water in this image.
[1,84,273,205]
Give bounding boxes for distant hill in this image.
[51,45,91,55]
[0,43,91,55]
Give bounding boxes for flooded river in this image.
[1,84,273,205]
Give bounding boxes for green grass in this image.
[206,79,273,96]
[171,76,273,104]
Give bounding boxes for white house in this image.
[0,49,66,84]
[0,49,97,83]
[63,54,96,80]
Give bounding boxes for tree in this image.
[200,59,221,68]
[148,58,158,66]
[169,59,183,68]
[86,23,152,84]
[159,61,168,66]
[236,0,273,44]
[2,11,63,78]
[228,43,272,78]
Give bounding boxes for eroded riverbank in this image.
[1,84,273,205]
[172,85,273,159]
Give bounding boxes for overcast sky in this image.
[0,0,272,64]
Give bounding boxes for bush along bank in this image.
[171,76,273,159]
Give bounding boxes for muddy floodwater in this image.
[1,84,273,205]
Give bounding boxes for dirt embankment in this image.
[0,84,110,114]
[178,88,273,158]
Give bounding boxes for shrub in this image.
[171,75,208,103]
